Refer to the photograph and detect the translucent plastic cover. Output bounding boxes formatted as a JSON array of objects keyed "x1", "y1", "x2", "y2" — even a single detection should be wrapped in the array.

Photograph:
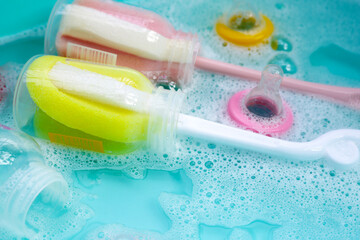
[
  {"x1": 45, "y1": 0, "x2": 200, "y2": 88},
  {"x1": 14, "y1": 55, "x2": 183, "y2": 154},
  {"x1": 0, "y1": 128, "x2": 68, "y2": 235}
]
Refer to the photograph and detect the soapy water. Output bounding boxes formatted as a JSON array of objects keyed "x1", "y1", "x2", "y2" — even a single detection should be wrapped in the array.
[
  {"x1": 0, "y1": 0, "x2": 360, "y2": 239},
  {"x1": 0, "y1": 73, "x2": 6, "y2": 103}
]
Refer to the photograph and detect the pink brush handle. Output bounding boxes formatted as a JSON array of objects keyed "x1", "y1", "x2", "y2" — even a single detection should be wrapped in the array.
[{"x1": 195, "y1": 57, "x2": 360, "y2": 109}]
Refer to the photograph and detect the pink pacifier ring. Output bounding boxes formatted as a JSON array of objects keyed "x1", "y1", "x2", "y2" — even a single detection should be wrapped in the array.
[{"x1": 227, "y1": 89, "x2": 293, "y2": 135}]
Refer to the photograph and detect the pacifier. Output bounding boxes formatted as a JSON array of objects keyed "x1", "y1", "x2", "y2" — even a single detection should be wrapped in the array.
[
  {"x1": 227, "y1": 64, "x2": 293, "y2": 135},
  {"x1": 215, "y1": 3, "x2": 274, "y2": 46}
]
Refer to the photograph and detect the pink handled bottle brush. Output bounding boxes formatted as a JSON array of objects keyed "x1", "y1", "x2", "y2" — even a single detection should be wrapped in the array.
[
  {"x1": 45, "y1": 0, "x2": 360, "y2": 108},
  {"x1": 196, "y1": 57, "x2": 360, "y2": 109}
]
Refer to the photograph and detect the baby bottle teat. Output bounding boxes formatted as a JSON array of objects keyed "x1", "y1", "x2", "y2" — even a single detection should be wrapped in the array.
[
  {"x1": 216, "y1": 2, "x2": 274, "y2": 46},
  {"x1": 245, "y1": 64, "x2": 283, "y2": 118},
  {"x1": 226, "y1": 3, "x2": 261, "y2": 31},
  {"x1": 227, "y1": 64, "x2": 293, "y2": 135}
]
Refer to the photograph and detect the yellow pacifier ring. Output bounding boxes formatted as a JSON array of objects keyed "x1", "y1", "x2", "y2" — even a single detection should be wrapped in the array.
[{"x1": 216, "y1": 14, "x2": 274, "y2": 46}]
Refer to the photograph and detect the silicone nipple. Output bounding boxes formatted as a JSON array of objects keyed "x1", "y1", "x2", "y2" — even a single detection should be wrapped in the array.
[
  {"x1": 216, "y1": 2, "x2": 274, "y2": 46},
  {"x1": 245, "y1": 64, "x2": 283, "y2": 118},
  {"x1": 227, "y1": 64, "x2": 293, "y2": 135},
  {"x1": 226, "y1": 3, "x2": 261, "y2": 31}
]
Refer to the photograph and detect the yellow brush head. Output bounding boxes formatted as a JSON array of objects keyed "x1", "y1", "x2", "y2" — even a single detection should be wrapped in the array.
[{"x1": 26, "y1": 55, "x2": 154, "y2": 143}]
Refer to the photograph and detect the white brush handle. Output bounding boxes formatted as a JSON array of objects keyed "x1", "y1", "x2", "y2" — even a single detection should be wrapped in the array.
[
  {"x1": 47, "y1": 62, "x2": 360, "y2": 166},
  {"x1": 49, "y1": 62, "x2": 152, "y2": 113},
  {"x1": 177, "y1": 114, "x2": 360, "y2": 166}
]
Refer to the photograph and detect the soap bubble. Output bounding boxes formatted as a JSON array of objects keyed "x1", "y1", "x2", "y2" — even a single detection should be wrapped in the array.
[
  {"x1": 271, "y1": 35, "x2": 293, "y2": 52},
  {"x1": 268, "y1": 54, "x2": 297, "y2": 74}
]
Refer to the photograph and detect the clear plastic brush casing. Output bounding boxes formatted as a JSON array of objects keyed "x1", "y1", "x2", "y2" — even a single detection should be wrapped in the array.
[
  {"x1": 45, "y1": 0, "x2": 200, "y2": 88},
  {"x1": 14, "y1": 55, "x2": 183, "y2": 154},
  {"x1": 0, "y1": 127, "x2": 68, "y2": 235}
]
